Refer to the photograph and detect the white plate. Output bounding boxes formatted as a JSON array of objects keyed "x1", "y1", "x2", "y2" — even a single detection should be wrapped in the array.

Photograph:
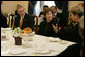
[
  {"x1": 48, "y1": 38, "x2": 61, "y2": 42},
  {"x1": 9, "y1": 48, "x2": 26, "y2": 55},
  {"x1": 34, "y1": 50, "x2": 51, "y2": 54},
  {"x1": 60, "y1": 40, "x2": 68, "y2": 44}
]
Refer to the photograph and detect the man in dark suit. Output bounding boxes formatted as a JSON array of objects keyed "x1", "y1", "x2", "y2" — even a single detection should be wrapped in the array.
[
  {"x1": 14, "y1": 6, "x2": 34, "y2": 30},
  {"x1": 54, "y1": 1, "x2": 69, "y2": 27},
  {"x1": 51, "y1": 6, "x2": 61, "y2": 19},
  {"x1": 51, "y1": 6, "x2": 64, "y2": 26},
  {"x1": 39, "y1": 5, "x2": 49, "y2": 18},
  {"x1": 1, "y1": 12, "x2": 8, "y2": 28},
  {"x1": 1, "y1": 1, "x2": 8, "y2": 28},
  {"x1": 15, "y1": 4, "x2": 21, "y2": 16}
]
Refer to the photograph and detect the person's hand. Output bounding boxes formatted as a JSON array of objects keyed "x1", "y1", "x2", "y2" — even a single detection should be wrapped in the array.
[
  {"x1": 52, "y1": 24, "x2": 61, "y2": 33},
  {"x1": 52, "y1": 24, "x2": 58, "y2": 33},
  {"x1": 59, "y1": 27, "x2": 61, "y2": 31}
]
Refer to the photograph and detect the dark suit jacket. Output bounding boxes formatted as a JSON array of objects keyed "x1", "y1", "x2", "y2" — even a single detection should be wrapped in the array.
[
  {"x1": 36, "y1": 19, "x2": 57, "y2": 37},
  {"x1": 57, "y1": 22, "x2": 82, "y2": 43},
  {"x1": 15, "y1": 10, "x2": 19, "y2": 16},
  {"x1": 52, "y1": 13, "x2": 67, "y2": 27},
  {"x1": 39, "y1": 11, "x2": 44, "y2": 17},
  {"x1": 14, "y1": 13, "x2": 34, "y2": 30},
  {"x1": 1, "y1": 13, "x2": 8, "y2": 28}
]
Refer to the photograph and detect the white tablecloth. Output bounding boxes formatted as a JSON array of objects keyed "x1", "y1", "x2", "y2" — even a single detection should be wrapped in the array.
[{"x1": 1, "y1": 28, "x2": 76, "y2": 56}]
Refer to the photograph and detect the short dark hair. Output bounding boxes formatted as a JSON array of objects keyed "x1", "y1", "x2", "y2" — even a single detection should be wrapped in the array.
[
  {"x1": 51, "y1": 6, "x2": 57, "y2": 10},
  {"x1": 17, "y1": 5, "x2": 24, "y2": 10},
  {"x1": 43, "y1": 5, "x2": 49, "y2": 10},
  {"x1": 44, "y1": 8, "x2": 52, "y2": 16}
]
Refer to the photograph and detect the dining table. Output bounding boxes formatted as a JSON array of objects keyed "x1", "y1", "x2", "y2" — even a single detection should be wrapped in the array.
[{"x1": 1, "y1": 28, "x2": 81, "y2": 56}]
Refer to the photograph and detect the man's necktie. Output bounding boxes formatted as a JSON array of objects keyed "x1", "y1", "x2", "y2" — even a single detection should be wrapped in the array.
[{"x1": 20, "y1": 18, "x2": 23, "y2": 28}]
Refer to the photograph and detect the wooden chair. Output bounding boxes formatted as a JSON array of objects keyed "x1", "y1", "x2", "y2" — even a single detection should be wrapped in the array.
[
  {"x1": 7, "y1": 13, "x2": 15, "y2": 29},
  {"x1": 31, "y1": 15, "x2": 39, "y2": 33}
]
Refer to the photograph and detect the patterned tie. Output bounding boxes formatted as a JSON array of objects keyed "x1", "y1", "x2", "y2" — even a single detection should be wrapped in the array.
[{"x1": 20, "y1": 18, "x2": 23, "y2": 28}]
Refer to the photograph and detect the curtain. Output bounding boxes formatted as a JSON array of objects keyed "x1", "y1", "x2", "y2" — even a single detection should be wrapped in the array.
[
  {"x1": 55, "y1": 1, "x2": 68, "y2": 27},
  {"x1": 55, "y1": 1, "x2": 65, "y2": 10},
  {"x1": 54, "y1": 1, "x2": 68, "y2": 15},
  {"x1": 28, "y1": 1, "x2": 37, "y2": 15},
  {"x1": 40, "y1": 1, "x2": 44, "y2": 11}
]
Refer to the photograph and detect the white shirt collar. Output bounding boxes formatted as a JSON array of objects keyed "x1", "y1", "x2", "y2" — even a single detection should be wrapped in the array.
[{"x1": 54, "y1": 12, "x2": 57, "y2": 16}]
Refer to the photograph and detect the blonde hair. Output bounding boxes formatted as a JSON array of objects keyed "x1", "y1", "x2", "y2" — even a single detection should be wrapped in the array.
[{"x1": 70, "y1": 6, "x2": 84, "y2": 18}]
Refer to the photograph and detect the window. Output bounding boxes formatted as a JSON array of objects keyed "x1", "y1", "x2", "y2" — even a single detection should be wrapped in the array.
[
  {"x1": 35, "y1": 1, "x2": 56, "y2": 16},
  {"x1": 35, "y1": 1, "x2": 41, "y2": 16},
  {"x1": 44, "y1": 1, "x2": 55, "y2": 7}
]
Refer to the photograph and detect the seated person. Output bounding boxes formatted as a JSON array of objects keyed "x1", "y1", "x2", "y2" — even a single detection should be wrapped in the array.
[
  {"x1": 1, "y1": 1, "x2": 8, "y2": 28},
  {"x1": 15, "y1": 4, "x2": 21, "y2": 16},
  {"x1": 14, "y1": 6, "x2": 34, "y2": 30},
  {"x1": 39, "y1": 5, "x2": 49, "y2": 19},
  {"x1": 51, "y1": 6, "x2": 61, "y2": 23},
  {"x1": 36, "y1": 9, "x2": 58, "y2": 37},
  {"x1": 1, "y1": 12, "x2": 8, "y2": 28},
  {"x1": 51, "y1": 6, "x2": 66, "y2": 27},
  {"x1": 51, "y1": 6, "x2": 58, "y2": 18},
  {"x1": 53, "y1": 6, "x2": 83, "y2": 43}
]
